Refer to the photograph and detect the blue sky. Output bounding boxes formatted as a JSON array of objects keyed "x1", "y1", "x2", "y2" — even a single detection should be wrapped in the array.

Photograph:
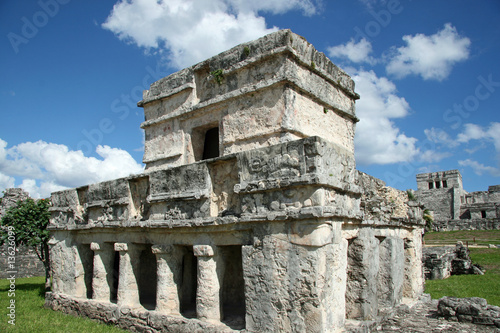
[{"x1": 1, "y1": 0, "x2": 499, "y2": 198}]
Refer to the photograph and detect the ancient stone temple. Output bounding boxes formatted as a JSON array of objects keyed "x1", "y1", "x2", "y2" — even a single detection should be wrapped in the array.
[
  {"x1": 45, "y1": 30, "x2": 425, "y2": 332},
  {"x1": 415, "y1": 170, "x2": 500, "y2": 231}
]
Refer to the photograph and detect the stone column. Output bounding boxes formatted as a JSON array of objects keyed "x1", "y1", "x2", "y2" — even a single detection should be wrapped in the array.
[
  {"x1": 345, "y1": 231, "x2": 380, "y2": 320},
  {"x1": 152, "y1": 244, "x2": 181, "y2": 314},
  {"x1": 115, "y1": 242, "x2": 141, "y2": 308},
  {"x1": 377, "y1": 237, "x2": 404, "y2": 309},
  {"x1": 90, "y1": 242, "x2": 114, "y2": 301},
  {"x1": 193, "y1": 245, "x2": 220, "y2": 322},
  {"x1": 48, "y1": 238, "x2": 61, "y2": 294},
  {"x1": 403, "y1": 230, "x2": 424, "y2": 299}
]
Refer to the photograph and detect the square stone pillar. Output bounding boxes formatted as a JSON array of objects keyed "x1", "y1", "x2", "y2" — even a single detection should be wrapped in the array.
[
  {"x1": 403, "y1": 230, "x2": 424, "y2": 299},
  {"x1": 48, "y1": 238, "x2": 62, "y2": 294},
  {"x1": 346, "y1": 232, "x2": 380, "y2": 320},
  {"x1": 152, "y1": 244, "x2": 182, "y2": 314},
  {"x1": 377, "y1": 237, "x2": 404, "y2": 309},
  {"x1": 115, "y1": 242, "x2": 142, "y2": 308},
  {"x1": 90, "y1": 242, "x2": 114, "y2": 301},
  {"x1": 193, "y1": 245, "x2": 220, "y2": 322}
]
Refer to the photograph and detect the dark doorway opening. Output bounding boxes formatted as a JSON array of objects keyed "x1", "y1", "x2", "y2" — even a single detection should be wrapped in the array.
[
  {"x1": 220, "y1": 245, "x2": 246, "y2": 329},
  {"x1": 110, "y1": 251, "x2": 120, "y2": 303},
  {"x1": 138, "y1": 245, "x2": 157, "y2": 310},
  {"x1": 179, "y1": 247, "x2": 197, "y2": 318},
  {"x1": 202, "y1": 127, "x2": 220, "y2": 160}
]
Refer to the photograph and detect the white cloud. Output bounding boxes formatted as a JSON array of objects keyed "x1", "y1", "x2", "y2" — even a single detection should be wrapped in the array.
[
  {"x1": 457, "y1": 123, "x2": 485, "y2": 143},
  {"x1": 19, "y1": 179, "x2": 68, "y2": 199},
  {"x1": 457, "y1": 122, "x2": 500, "y2": 154},
  {"x1": 424, "y1": 127, "x2": 459, "y2": 148},
  {"x1": 229, "y1": 0, "x2": 320, "y2": 16},
  {"x1": 353, "y1": 70, "x2": 420, "y2": 165},
  {"x1": 459, "y1": 159, "x2": 500, "y2": 177},
  {"x1": 102, "y1": 0, "x2": 321, "y2": 69},
  {"x1": 327, "y1": 38, "x2": 376, "y2": 64},
  {"x1": 418, "y1": 150, "x2": 452, "y2": 163},
  {"x1": 0, "y1": 172, "x2": 15, "y2": 193},
  {"x1": 386, "y1": 23, "x2": 471, "y2": 81},
  {"x1": 0, "y1": 139, "x2": 144, "y2": 199}
]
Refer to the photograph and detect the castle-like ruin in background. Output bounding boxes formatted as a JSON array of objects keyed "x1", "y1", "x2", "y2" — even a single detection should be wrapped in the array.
[
  {"x1": 45, "y1": 30, "x2": 425, "y2": 332},
  {"x1": 415, "y1": 170, "x2": 500, "y2": 231}
]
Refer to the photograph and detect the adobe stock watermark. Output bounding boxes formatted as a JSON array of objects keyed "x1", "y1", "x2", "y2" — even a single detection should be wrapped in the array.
[
  {"x1": 354, "y1": 0, "x2": 408, "y2": 41},
  {"x1": 443, "y1": 74, "x2": 500, "y2": 130},
  {"x1": 6, "y1": 226, "x2": 17, "y2": 326},
  {"x1": 7, "y1": 0, "x2": 71, "y2": 54},
  {"x1": 76, "y1": 63, "x2": 169, "y2": 155}
]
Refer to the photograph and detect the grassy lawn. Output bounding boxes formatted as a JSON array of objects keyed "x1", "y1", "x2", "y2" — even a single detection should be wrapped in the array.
[
  {"x1": 0, "y1": 276, "x2": 127, "y2": 333},
  {"x1": 425, "y1": 229, "x2": 500, "y2": 246},
  {"x1": 425, "y1": 230, "x2": 500, "y2": 306}
]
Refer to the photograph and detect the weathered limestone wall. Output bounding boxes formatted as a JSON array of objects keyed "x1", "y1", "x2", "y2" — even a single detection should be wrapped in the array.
[
  {"x1": 139, "y1": 29, "x2": 359, "y2": 171},
  {"x1": 46, "y1": 137, "x2": 424, "y2": 332}
]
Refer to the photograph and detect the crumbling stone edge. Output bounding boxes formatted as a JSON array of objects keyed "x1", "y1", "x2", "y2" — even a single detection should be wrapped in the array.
[
  {"x1": 44, "y1": 292, "x2": 238, "y2": 333},
  {"x1": 438, "y1": 296, "x2": 500, "y2": 328}
]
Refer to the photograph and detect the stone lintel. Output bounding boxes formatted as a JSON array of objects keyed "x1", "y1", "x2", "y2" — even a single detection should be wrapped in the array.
[
  {"x1": 193, "y1": 245, "x2": 215, "y2": 257},
  {"x1": 151, "y1": 244, "x2": 175, "y2": 254},
  {"x1": 90, "y1": 242, "x2": 110, "y2": 251},
  {"x1": 114, "y1": 243, "x2": 128, "y2": 252}
]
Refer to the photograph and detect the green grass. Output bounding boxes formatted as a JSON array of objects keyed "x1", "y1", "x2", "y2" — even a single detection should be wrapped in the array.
[
  {"x1": 425, "y1": 230, "x2": 500, "y2": 306},
  {"x1": 0, "y1": 276, "x2": 127, "y2": 332},
  {"x1": 425, "y1": 229, "x2": 500, "y2": 246}
]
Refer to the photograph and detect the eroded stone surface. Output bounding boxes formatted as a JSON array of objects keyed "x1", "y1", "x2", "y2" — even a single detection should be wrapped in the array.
[{"x1": 375, "y1": 297, "x2": 500, "y2": 332}]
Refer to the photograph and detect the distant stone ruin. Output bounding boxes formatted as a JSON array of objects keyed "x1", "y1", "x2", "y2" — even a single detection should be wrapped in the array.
[
  {"x1": 0, "y1": 188, "x2": 45, "y2": 279},
  {"x1": 422, "y1": 242, "x2": 483, "y2": 280},
  {"x1": 45, "y1": 30, "x2": 425, "y2": 332},
  {"x1": 415, "y1": 170, "x2": 500, "y2": 231}
]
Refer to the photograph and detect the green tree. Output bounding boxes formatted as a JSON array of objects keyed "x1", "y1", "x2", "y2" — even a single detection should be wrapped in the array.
[{"x1": 0, "y1": 198, "x2": 51, "y2": 291}]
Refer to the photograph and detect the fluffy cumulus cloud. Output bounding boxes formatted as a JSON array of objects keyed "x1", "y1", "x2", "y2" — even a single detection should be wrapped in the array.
[
  {"x1": 0, "y1": 172, "x2": 15, "y2": 191},
  {"x1": 102, "y1": 0, "x2": 321, "y2": 69},
  {"x1": 0, "y1": 139, "x2": 144, "y2": 198},
  {"x1": 386, "y1": 23, "x2": 471, "y2": 81},
  {"x1": 353, "y1": 70, "x2": 420, "y2": 164},
  {"x1": 327, "y1": 38, "x2": 376, "y2": 64}
]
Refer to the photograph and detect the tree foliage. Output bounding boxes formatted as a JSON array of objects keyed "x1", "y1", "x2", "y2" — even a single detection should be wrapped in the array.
[
  {"x1": 423, "y1": 208, "x2": 434, "y2": 231},
  {"x1": 0, "y1": 198, "x2": 52, "y2": 290}
]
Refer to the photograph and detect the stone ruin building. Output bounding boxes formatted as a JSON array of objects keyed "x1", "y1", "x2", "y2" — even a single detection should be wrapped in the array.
[
  {"x1": 415, "y1": 170, "x2": 500, "y2": 231},
  {"x1": 0, "y1": 188, "x2": 45, "y2": 279},
  {"x1": 45, "y1": 30, "x2": 425, "y2": 332}
]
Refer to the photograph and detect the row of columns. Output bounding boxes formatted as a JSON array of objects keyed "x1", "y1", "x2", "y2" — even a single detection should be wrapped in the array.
[
  {"x1": 345, "y1": 231, "x2": 423, "y2": 320},
  {"x1": 89, "y1": 242, "x2": 222, "y2": 322}
]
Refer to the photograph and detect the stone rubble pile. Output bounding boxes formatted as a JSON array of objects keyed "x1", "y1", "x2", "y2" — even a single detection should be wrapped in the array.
[
  {"x1": 423, "y1": 242, "x2": 484, "y2": 280},
  {"x1": 438, "y1": 296, "x2": 500, "y2": 328}
]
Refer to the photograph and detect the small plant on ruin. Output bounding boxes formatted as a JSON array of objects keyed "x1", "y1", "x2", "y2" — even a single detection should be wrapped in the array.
[
  {"x1": 0, "y1": 198, "x2": 52, "y2": 291},
  {"x1": 423, "y1": 209, "x2": 433, "y2": 231},
  {"x1": 210, "y1": 69, "x2": 224, "y2": 85},
  {"x1": 243, "y1": 46, "x2": 250, "y2": 57},
  {"x1": 407, "y1": 190, "x2": 416, "y2": 201},
  {"x1": 311, "y1": 61, "x2": 316, "y2": 70},
  {"x1": 324, "y1": 107, "x2": 329, "y2": 114}
]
